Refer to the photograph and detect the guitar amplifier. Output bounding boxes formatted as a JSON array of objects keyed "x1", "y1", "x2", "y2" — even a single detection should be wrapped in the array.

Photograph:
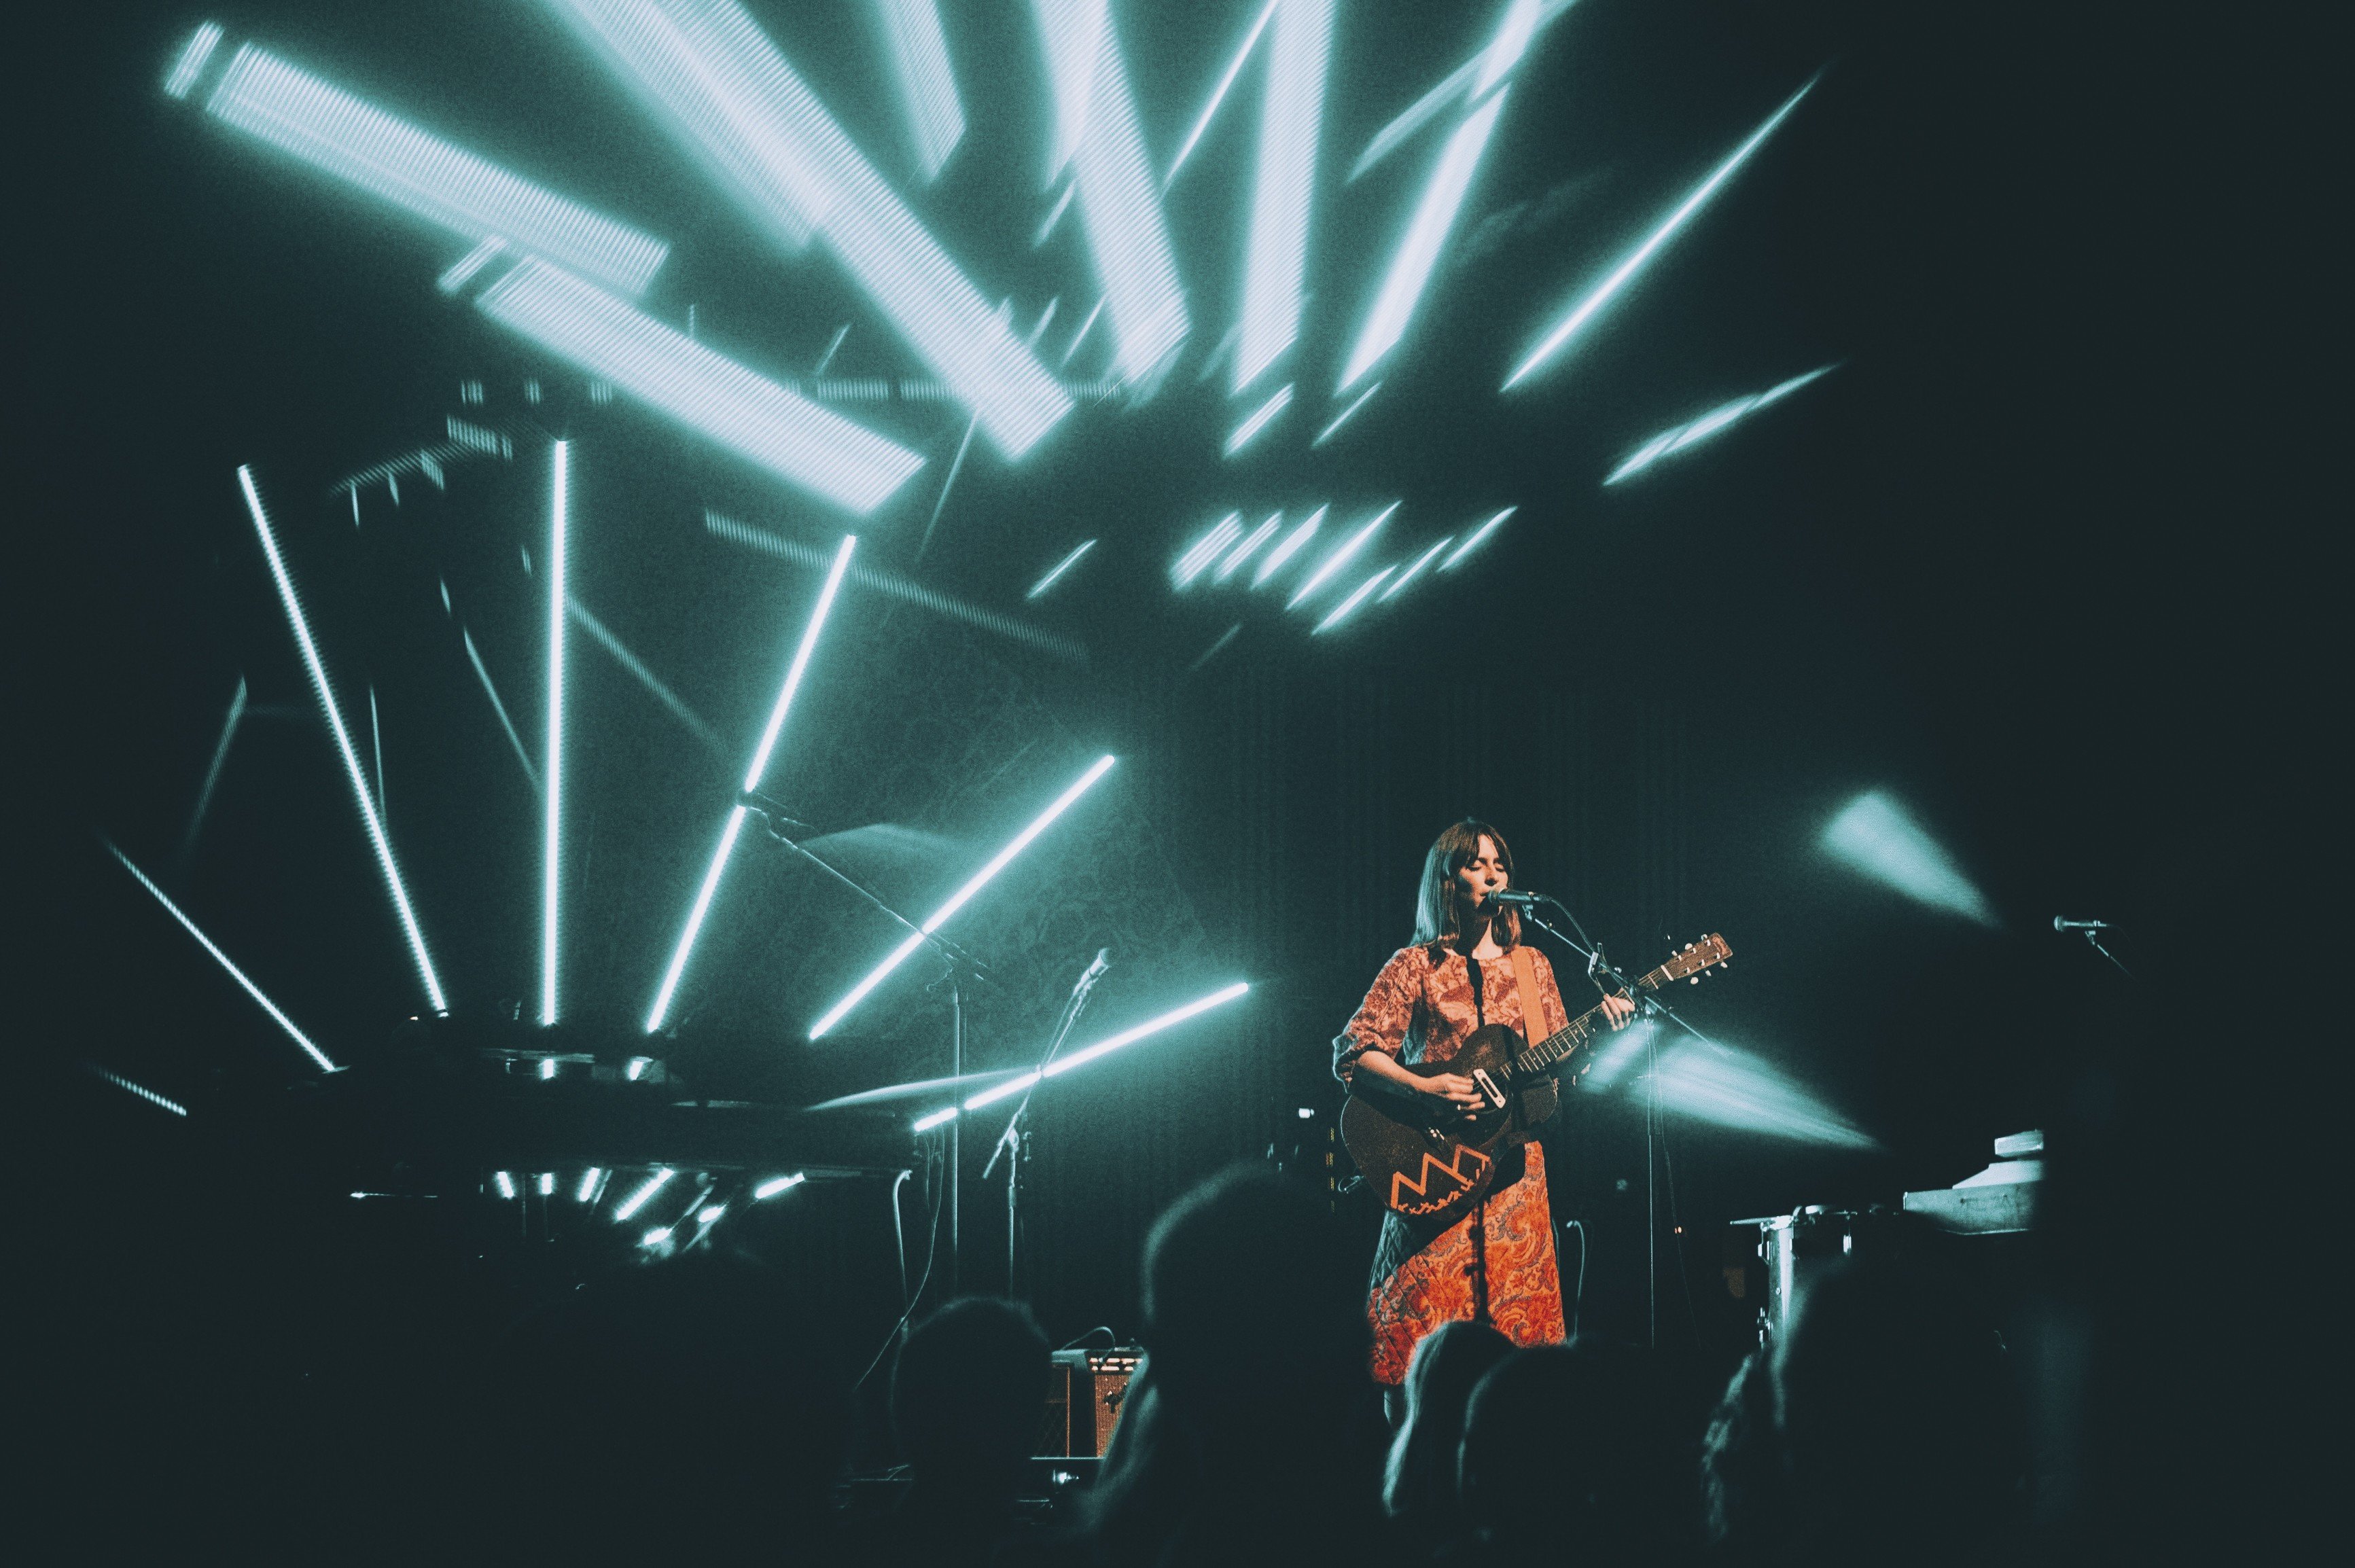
[{"x1": 1041, "y1": 1348, "x2": 1141, "y2": 1457}]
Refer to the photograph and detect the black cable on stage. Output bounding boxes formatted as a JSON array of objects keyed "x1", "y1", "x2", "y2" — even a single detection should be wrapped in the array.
[{"x1": 855, "y1": 1144, "x2": 948, "y2": 1391}]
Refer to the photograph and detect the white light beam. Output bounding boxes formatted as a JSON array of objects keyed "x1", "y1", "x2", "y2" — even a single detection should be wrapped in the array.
[
  {"x1": 1224, "y1": 384, "x2": 1293, "y2": 456},
  {"x1": 1254, "y1": 505, "x2": 1326, "y2": 586},
  {"x1": 237, "y1": 468, "x2": 445, "y2": 1014},
  {"x1": 541, "y1": 442, "x2": 569, "y2": 1026},
  {"x1": 1339, "y1": 90, "x2": 1507, "y2": 392},
  {"x1": 645, "y1": 535, "x2": 857, "y2": 1033},
  {"x1": 1289, "y1": 503, "x2": 1396, "y2": 606},
  {"x1": 809, "y1": 755, "x2": 1118, "y2": 1040},
  {"x1": 873, "y1": 0, "x2": 964, "y2": 182},
  {"x1": 1440, "y1": 507, "x2": 1515, "y2": 569},
  {"x1": 1604, "y1": 365, "x2": 1837, "y2": 484},
  {"x1": 1165, "y1": 0, "x2": 1279, "y2": 188},
  {"x1": 1027, "y1": 539, "x2": 1097, "y2": 600},
  {"x1": 1313, "y1": 567, "x2": 1396, "y2": 633},
  {"x1": 1503, "y1": 75, "x2": 1820, "y2": 391},
  {"x1": 1234, "y1": 0, "x2": 1332, "y2": 392},
  {"x1": 105, "y1": 838, "x2": 336, "y2": 1071}
]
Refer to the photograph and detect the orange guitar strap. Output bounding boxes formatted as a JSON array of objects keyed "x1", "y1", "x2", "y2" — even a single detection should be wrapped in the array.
[{"x1": 1507, "y1": 942, "x2": 1561, "y2": 1133}]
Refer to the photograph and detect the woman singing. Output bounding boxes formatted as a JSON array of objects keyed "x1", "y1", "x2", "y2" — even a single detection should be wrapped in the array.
[{"x1": 1334, "y1": 820, "x2": 1635, "y2": 1390}]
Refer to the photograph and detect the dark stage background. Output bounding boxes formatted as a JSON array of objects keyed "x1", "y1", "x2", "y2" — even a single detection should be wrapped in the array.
[{"x1": 15, "y1": 0, "x2": 2290, "y2": 1494}]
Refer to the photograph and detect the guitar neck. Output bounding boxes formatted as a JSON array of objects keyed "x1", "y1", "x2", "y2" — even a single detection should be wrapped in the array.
[{"x1": 1512, "y1": 961, "x2": 1672, "y2": 1076}]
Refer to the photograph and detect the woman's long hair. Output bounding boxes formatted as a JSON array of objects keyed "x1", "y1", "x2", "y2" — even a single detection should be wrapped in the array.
[{"x1": 1413, "y1": 819, "x2": 1522, "y2": 951}]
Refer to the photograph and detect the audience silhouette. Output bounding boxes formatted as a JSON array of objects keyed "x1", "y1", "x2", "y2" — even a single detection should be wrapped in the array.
[{"x1": 1381, "y1": 1319, "x2": 1513, "y2": 1554}]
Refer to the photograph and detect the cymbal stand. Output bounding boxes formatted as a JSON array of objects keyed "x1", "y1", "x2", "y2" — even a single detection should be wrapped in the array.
[{"x1": 982, "y1": 955, "x2": 1109, "y2": 1295}]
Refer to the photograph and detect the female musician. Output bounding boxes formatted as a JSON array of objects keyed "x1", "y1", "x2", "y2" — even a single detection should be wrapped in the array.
[{"x1": 1333, "y1": 819, "x2": 1635, "y2": 1390}]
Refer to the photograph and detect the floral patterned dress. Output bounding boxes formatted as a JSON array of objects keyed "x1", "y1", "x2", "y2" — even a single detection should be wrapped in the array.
[{"x1": 1334, "y1": 942, "x2": 1572, "y2": 1385}]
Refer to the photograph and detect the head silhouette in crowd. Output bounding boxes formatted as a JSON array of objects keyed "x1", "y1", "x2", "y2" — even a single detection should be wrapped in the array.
[
  {"x1": 489, "y1": 1249, "x2": 849, "y2": 1557},
  {"x1": 1458, "y1": 1340, "x2": 1688, "y2": 1562},
  {"x1": 1765, "y1": 1253, "x2": 2023, "y2": 1564},
  {"x1": 1382, "y1": 1319, "x2": 1514, "y2": 1548},
  {"x1": 890, "y1": 1296, "x2": 1051, "y2": 1517}
]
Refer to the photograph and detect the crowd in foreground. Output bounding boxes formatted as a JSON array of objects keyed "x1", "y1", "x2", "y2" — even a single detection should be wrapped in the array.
[{"x1": 470, "y1": 1164, "x2": 2036, "y2": 1566}]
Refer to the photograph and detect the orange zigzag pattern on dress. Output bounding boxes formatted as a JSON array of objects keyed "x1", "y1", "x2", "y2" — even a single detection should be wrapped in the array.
[{"x1": 1389, "y1": 1144, "x2": 1492, "y2": 1209}]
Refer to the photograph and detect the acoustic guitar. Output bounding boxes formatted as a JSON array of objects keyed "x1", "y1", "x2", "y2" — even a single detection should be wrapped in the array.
[{"x1": 1338, "y1": 936, "x2": 1732, "y2": 1222}]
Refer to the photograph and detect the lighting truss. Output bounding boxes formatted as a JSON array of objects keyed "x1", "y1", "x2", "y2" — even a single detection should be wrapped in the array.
[
  {"x1": 1026, "y1": 539, "x2": 1097, "y2": 600},
  {"x1": 1165, "y1": 0, "x2": 1278, "y2": 187},
  {"x1": 1216, "y1": 514, "x2": 1283, "y2": 582},
  {"x1": 645, "y1": 535, "x2": 857, "y2": 1034},
  {"x1": 1254, "y1": 506, "x2": 1326, "y2": 586},
  {"x1": 1503, "y1": 75, "x2": 1820, "y2": 391},
  {"x1": 475, "y1": 261, "x2": 923, "y2": 515},
  {"x1": 190, "y1": 38, "x2": 669, "y2": 296},
  {"x1": 1224, "y1": 384, "x2": 1294, "y2": 456},
  {"x1": 1235, "y1": 0, "x2": 1333, "y2": 394},
  {"x1": 1440, "y1": 507, "x2": 1515, "y2": 569},
  {"x1": 1380, "y1": 536, "x2": 1455, "y2": 600},
  {"x1": 1313, "y1": 567, "x2": 1396, "y2": 633},
  {"x1": 1604, "y1": 365, "x2": 1837, "y2": 484},
  {"x1": 1173, "y1": 514, "x2": 1245, "y2": 588},
  {"x1": 238, "y1": 468, "x2": 445, "y2": 1014},
  {"x1": 539, "y1": 0, "x2": 1070, "y2": 459},
  {"x1": 873, "y1": 0, "x2": 964, "y2": 182},
  {"x1": 1031, "y1": 0, "x2": 1190, "y2": 384},
  {"x1": 809, "y1": 754, "x2": 1118, "y2": 1040},
  {"x1": 1288, "y1": 503, "x2": 1396, "y2": 606},
  {"x1": 921, "y1": 982, "x2": 1251, "y2": 1128},
  {"x1": 541, "y1": 442, "x2": 568, "y2": 1026}
]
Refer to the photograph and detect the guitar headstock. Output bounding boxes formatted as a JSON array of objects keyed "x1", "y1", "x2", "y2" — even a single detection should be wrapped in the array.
[{"x1": 1660, "y1": 933, "x2": 1731, "y2": 985}]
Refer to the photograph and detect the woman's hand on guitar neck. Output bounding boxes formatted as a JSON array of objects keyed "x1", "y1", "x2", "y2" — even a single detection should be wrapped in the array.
[{"x1": 1599, "y1": 992, "x2": 1638, "y2": 1029}]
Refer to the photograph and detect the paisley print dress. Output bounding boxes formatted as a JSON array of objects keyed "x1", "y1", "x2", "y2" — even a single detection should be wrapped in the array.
[{"x1": 1334, "y1": 943, "x2": 1572, "y2": 1386}]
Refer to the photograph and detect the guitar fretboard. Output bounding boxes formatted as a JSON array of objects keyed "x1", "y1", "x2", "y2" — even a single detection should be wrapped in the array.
[{"x1": 1506, "y1": 961, "x2": 1674, "y2": 1080}]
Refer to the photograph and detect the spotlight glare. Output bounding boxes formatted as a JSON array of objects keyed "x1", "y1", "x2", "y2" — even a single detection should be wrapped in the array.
[
  {"x1": 1439, "y1": 507, "x2": 1515, "y2": 569},
  {"x1": 642, "y1": 1227, "x2": 673, "y2": 1247},
  {"x1": 1604, "y1": 365, "x2": 1837, "y2": 484},
  {"x1": 1345, "y1": 0, "x2": 1580, "y2": 183},
  {"x1": 476, "y1": 262, "x2": 922, "y2": 514},
  {"x1": 540, "y1": 442, "x2": 567, "y2": 1027},
  {"x1": 1339, "y1": 89, "x2": 1507, "y2": 392},
  {"x1": 104, "y1": 841, "x2": 336, "y2": 1071},
  {"x1": 1173, "y1": 514, "x2": 1245, "y2": 588},
  {"x1": 1312, "y1": 567, "x2": 1396, "y2": 634},
  {"x1": 1379, "y1": 536, "x2": 1454, "y2": 601},
  {"x1": 809, "y1": 755, "x2": 1118, "y2": 1040},
  {"x1": 873, "y1": 0, "x2": 965, "y2": 182},
  {"x1": 1033, "y1": 1, "x2": 1189, "y2": 383},
  {"x1": 1820, "y1": 791, "x2": 1997, "y2": 926},
  {"x1": 537, "y1": 1058, "x2": 556, "y2": 1080},
  {"x1": 539, "y1": 1172, "x2": 556, "y2": 1195},
  {"x1": 962, "y1": 1070, "x2": 1042, "y2": 1112},
  {"x1": 1165, "y1": 0, "x2": 1279, "y2": 187},
  {"x1": 541, "y1": 0, "x2": 1070, "y2": 458},
  {"x1": 913, "y1": 1107, "x2": 959, "y2": 1132},
  {"x1": 1504, "y1": 75, "x2": 1820, "y2": 391},
  {"x1": 1310, "y1": 380, "x2": 1381, "y2": 448},
  {"x1": 1253, "y1": 505, "x2": 1326, "y2": 586},
  {"x1": 697, "y1": 1205, "x2": 726, "y2": 1224},
  {"x1": 1224, "y1": 383, "x2": 1294, "y2": 456},
  {"x1": 495, "y1": 1171, "x2": 518, "y2": 1200},
  {"x1": 198, "y1": 42, "x2": 667, "y2": 295},
  {"x1": 646, "y1": 537, "x2": 857, "y2": 1034},
  {"x1": 1216, "y1": 514, "x2": 1283, "y2": 582},
  {"x1": 236, "y1": 469, "x2": 444, "y2": 1014},
  {"x1": 614, "y1": 1169, "x2": 676, "y2": 1222},
  {"x1": 753, "y1": 1172, "x2": 807, "y2": 1199},
  {"x1": 1235, "y1": 0, "x2": 1333, "y2": 393},
  {"x1": 1288, "y1": 503, "x2": 1396, "y2": 607},
  {"x1": 577, "y1": 1167, "x2": 604, "y2": 1202},
  {"x1": 1654, "y1": 1038, "x2": 1878, "y2": 1149},
  {"x1": 1027, "y1": 539, "x2": 1097, "y2": 600}
]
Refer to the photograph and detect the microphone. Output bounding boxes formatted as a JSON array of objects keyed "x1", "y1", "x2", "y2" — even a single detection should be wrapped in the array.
[
  {"x1": 1073, "y1": 948, "x2": 1112, "y2": 995},
  {"x1": 1485, "y1": 889, "x2": 1547, "y2": 908},
  {"x1": 2053, "y1": 916, "x2": 2110, "y2": 932},
  {"x1": 736, "y1": 789, "x2": 814, "y2": 830}
]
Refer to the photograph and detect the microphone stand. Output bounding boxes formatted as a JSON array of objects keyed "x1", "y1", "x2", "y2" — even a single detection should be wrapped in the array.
[
  {"x1": 982, "y1": 955, "x2": 1108, "y2": 1295},
  {"x1": 739, "y1": 811, "x2": 996, "y2": 1296},
  {"x1": 1513, "y1": 894, "x2": 1720, "y2": 1353}
]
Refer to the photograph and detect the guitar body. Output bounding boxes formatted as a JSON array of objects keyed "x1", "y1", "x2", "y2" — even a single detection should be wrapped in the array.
[
  {"x1": 1339, "y1": 1022, "x2": 1550, "y2": 1225},
  {"x1": 1336, "y1": 936, "x2": 1732, "y2": 1222}
]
